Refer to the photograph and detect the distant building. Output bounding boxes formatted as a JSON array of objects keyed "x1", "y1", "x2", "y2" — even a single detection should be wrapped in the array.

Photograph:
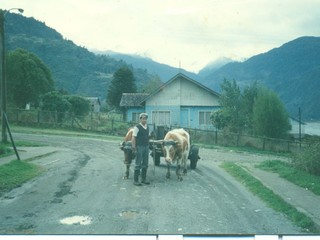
[
  {"x1": 120, "y1": 73, "x2": 221, "y2": 129},
  {"x1": 86, "y1": 97, "x2": 101, "y2": 112}
]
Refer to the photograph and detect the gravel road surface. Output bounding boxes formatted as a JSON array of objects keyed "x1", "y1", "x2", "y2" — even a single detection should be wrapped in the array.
[{"x1": 0, "y1": 133, "x2": 304, "y2": 234}]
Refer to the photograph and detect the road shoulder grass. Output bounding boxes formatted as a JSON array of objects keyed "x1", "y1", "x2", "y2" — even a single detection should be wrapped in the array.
[
  {"x1": 221, "y1": 162, "x2": 319, "y2": 233},
  {"x1": 0, "y1": 160, "x2": 44, "y2": 197},
  {"x1": 256, "y1": 160, "x2": 320, "y2": 196}
]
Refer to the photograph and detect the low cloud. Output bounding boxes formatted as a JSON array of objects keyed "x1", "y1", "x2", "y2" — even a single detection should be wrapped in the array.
[{"x1": 2, "y1": 0, "x2": 320, "y2": 72}]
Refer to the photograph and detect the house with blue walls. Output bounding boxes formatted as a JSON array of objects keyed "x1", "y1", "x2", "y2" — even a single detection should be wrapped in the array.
[{"x1": 120, "y1": 73, "x2": 221, "y2": 129}]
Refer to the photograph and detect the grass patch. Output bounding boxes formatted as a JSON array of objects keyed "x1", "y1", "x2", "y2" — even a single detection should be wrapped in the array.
[
  {"x1": 196, "y1": 143, "x2": 292, "y2": 158},
  {"x1": 14, "y1": 140, "x2": 47, "y2": 147},
  {"x1": 0, "y1": 160, "x2": 44, "y2": 196},
  {"x1": 11, "y1": 125, "x2": 123, "y2": 141},
  {"x1": 221, "y1": 162, "x2": 319, "y2": 233},
  {"x1": 257, "y1": 160, "x2": 320, "y2": 195},
  {"x1": 0, "y1": 140, "x2": 47, "y2": 158},
  {"x1": 0, "y1": 143, "x2": 13, "y2": 157}
]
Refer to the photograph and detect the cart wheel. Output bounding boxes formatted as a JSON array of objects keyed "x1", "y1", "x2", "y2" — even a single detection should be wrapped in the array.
[
  {"x1": 190, "y1": 157, "x2": 198, "y2": 169},
  {"x1": 190, "y1": 147, "x2": 199, "y2": 169}
]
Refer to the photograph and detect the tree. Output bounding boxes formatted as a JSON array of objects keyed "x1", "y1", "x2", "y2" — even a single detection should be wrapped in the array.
[
  {"x1": 40, "y1": 92, "x2": 91, "y2": 117},
  {"x1": 252, "y1": 87, "x2": 291, "y2": 138},
  {"x1": 241, "y1": 81, "x2": 259, "y2": 133},
  {"x1": 40, "y1": 91, "x2": 71, "y2": 113},
  {"x1": 210, "y1": 109, "x2": 230, "y2": 130},
  {"x1": 7, "y1": 49, "x2": 54, "y2": 108},
  {"x1": 40, "y1": 91, "x2": 71, "y2": 123},
  {"x1": 107, "y1": 66, "x2": 137, "y2": 109},
  {"x1": 211, "y1": 79, "x2": 291, "y2": 139},
  {"x1": 211, "y1": 79, "x2": 245, "y2": 133},
  {"x1": 65, "y1": 95, "x2": 90, "y2": 117},
  {"x1": 142, "y1": 75, "x2": 163, "y2": 93}
]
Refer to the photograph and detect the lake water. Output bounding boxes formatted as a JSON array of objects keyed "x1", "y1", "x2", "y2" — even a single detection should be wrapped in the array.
[{"x1": 305, "y1": 122, "x2": 320, "y2": 136}]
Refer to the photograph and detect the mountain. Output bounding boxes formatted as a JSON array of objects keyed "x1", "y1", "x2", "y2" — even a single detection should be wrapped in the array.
[
  {"x1": 5, "y1": 13, "x2": 320, "y2": 120},
  {"x1": 198, "y1": 57, "x2": 234, "y2": 78},
  {"x1": 202, "y1": 36, "x2": 320, "y2": 120},
  {"x1": 95, "y1": 51, "x2": 200, "y2": 81},
  {"x1": 5, "y1": 13, "x2": 199, "y2": 102},
  {"x1": 5, "y1": 13, "x2": 157, "y2": 100}
]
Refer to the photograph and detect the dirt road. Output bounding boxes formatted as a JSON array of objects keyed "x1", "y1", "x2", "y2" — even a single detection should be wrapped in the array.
[{"x1": 0, "y1": 133, "x2": 304, "y2": 234}]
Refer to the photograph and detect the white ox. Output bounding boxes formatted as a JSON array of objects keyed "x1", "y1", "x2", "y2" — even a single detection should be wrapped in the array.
[{"x1": 162, "y1": 128, "x2": 190, "y2": 181}]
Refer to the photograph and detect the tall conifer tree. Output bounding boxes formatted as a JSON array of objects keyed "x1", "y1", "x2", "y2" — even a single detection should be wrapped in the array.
[{"x1": 107, "y1": 66, "x2": 137, "y2": 109}]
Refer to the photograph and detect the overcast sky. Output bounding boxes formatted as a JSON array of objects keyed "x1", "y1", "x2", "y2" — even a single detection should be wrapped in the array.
[{"x1": 2, "y1": 0, "x2": 320, "y2": 73}]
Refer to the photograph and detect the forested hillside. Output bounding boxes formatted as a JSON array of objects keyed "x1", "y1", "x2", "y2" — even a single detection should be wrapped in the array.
[
  {"x1": 103, "y1": 51, "x2": 199, "y2": 81},
  {"x1": 202, "y1": 37, "x2": 320, "y2": 120},
  {"x1": 5, "y1": 13, "x2": 156, "y2": 99}
]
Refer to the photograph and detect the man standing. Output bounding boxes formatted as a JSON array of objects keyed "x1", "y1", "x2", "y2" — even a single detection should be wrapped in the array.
[{"x1": 132, "y1": 113, "x2": 150, "y2": 186}]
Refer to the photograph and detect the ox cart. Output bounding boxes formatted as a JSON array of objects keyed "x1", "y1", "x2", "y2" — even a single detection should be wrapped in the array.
[{"x1": 149, "y1": 126, "x2": 200, "y2": 169}]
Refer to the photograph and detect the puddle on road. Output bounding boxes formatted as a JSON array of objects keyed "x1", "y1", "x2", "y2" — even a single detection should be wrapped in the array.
[
  {"x1": 119, "y1": 209, "x2": 148, "y2": 219},
  {"x1": 119, "y1": 210, "x2": 139, "y2": 219},
  {"x1": 60, "y1": 216, "x2": 92, "y2": 225}
]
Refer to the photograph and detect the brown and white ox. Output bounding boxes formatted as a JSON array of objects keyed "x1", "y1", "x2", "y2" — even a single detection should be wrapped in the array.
[
  {"x1": 162, "y1": 128, "x2": 190, "y2": 181},
  {"x1": 120, "y1": 128, "x2": 136, "y2": 179}
]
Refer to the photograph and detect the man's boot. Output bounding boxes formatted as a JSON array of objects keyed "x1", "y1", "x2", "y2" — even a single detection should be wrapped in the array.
[
  {"x1": 141, "y1": 168, "x2": 150, "y2": 185},
  {"x1": 133, "y1": 170, "x2": 142, "y2": 186}
]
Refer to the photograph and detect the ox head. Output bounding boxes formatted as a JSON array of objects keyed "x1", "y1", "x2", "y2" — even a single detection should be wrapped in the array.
[
  {"x1": 162, "y1": 140, "x2": 178, "y2": 164},
  {"x1": 120, "y1": 141, "x2": 136, "y2": 165}
]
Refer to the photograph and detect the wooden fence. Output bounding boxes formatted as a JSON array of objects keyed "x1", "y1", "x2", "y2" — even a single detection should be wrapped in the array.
[{"x1": 5, "y1": 108, "x2": 314, "y2": 153}]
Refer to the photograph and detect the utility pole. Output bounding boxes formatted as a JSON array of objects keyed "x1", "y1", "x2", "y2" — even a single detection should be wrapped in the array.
[
  {"x1": 0, "y1": 8, "x2": 24, "y2": 143},
  {"x1": 0, "y1": 9, "x2": 7, "y2": 142},
  {"x1": 299, "y1": 107, "x2": 301, "y2": 148}
]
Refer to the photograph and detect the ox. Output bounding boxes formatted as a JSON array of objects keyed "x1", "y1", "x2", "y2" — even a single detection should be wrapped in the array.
[
  {"x1": 162, "y1": 128, "x2": 190, "y2": 181},
  {"x1": 120, "y1": 128, "x2": 136, "y2": 179}
]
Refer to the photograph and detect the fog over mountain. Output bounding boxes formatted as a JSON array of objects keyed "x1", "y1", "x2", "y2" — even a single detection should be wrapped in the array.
[
  {"x1": 95, "y1": 51, "x2": 199, "y2": 81},
  {"x1": 198, "y1": 57, "x2": 235, "y2": 78}
]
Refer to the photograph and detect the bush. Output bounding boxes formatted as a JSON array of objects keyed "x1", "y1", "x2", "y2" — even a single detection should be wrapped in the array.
[
  {"x1": 292, "y1": 142, "x2": 320, "y2": 176},
  {"x1": 0, "y1": 143, "x2": 12, "y2": 157}
]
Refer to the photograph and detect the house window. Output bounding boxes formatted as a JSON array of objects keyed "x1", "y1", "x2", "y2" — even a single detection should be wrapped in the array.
[
  {"x1": 152, "y1": 111, "x2": 170, "y2": 126},
  {"x1": 199, "y1": 111, "x2": 211, "y2": 125},
  {"x1": 132, "y1": 112, "x2": 141, "y2": 123}
]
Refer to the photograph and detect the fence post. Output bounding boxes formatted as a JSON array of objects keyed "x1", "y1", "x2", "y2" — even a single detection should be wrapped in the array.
[
  {"x1": 90, "y1": 111, "x2": 93, "y2": 131},
  {"x1": 54, "y1": 111, "x2": 57, "y2": 126},
  {"x1": 215, "y1": 130, "x2": 218, "y2": 144},
  {"x1": 236, "y1": 133, "x2": 240, "y2": 147},
  {"x1": 16, "y1": 109, "x2": 19, "y2": 123},
  {"x1": 71, "y1": 113, "x2": 73, "y2": 128},
  {"x1": 37, "y1": 110, "x2": 40, "y2": 124}
]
